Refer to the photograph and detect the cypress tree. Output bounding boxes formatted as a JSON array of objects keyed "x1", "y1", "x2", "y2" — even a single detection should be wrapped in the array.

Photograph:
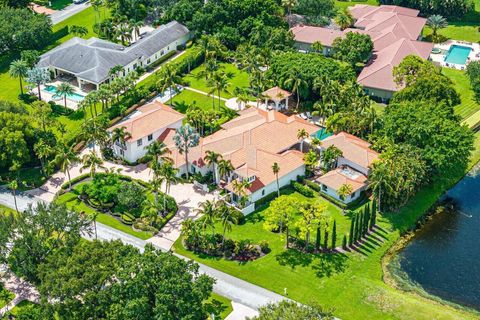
[
  {"x1": 354, "y1": 212, "x2": 361, "y2": 242},
  {"x1": 342, "y1": 235, "x2": 347, "y2": 250},
  {"x1": 315, "y1": 227, "x2": 321, "y2": 252},
  {"x1": 364, "y1": 210, "x2": 370, "y2": 235},
  {"x1": 371, "y1": 200, "x2": 377, "y2": 229},
  {"x1": 356, "y1": 210, "x2": 363, "y2": 241},
  {"x1": 323, "y1": 228, "x2": 329, "y2": 250},
  {"x1": 331, "y1": 220, "x2": 337, "y2": 250},
  {"x1": 349, "y1": 215, "x2": 355, "y2": 246}
]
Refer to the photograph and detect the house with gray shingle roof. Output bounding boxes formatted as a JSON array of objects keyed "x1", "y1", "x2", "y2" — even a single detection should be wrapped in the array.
[{"x1": 37, "y1": 21, "x2": 191, "y2": 90}]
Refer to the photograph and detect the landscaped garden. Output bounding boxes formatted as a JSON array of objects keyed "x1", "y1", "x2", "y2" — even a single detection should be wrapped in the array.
[
  {"x1": 56, "y1": 173, "x2": 177, "y2": 240},
  {"x1": 174, "y1": 156, "x2": 480, "y2": 320}
]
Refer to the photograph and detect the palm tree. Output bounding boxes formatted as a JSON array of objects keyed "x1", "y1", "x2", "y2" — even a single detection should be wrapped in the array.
[
  {"x1": 80, "y1": 151, "x2": 105, "y2": 177},
  {"x1": 26, "y1": 67, "x2": 50, "y2": 100},
  {"x1": 204, "y1": 150, "x2": 222, "y2": 184},
  {"x1": 9, "y1": 59, "x2": 29, "y2": 95},
  {"x1": 157, "y1": 64, "x2": 182, "y2": 105},
  {"x1": 297, "y1": 128, "x2": 309, "y2": 152},
  {"x1": 34, "y1": 139, "x2": 52, "y2": 177},
  {"x1": 8, "y1": 180, "x2": 19, "y2": 213},
  {"x1": 208, "y1": 71, "x2": 231, "y2": 110},
  {"x1": 369, "y1": 161, "x2": 394, "y2": 213},
  {"x1": 109, "y1": 65, "x2": 124, "y2": 78},
  {"x1": 91, "y1": 212, "x2": 99, "y2": 239},
  {"x1": 111, "y1": 126, "x2": 132, "y2": 150},
  {"x1": 322, "y1": 145, "x2": 343, "y2": 171},
  {"x1": 283, "y1": 67, "x2": 307, "y2": 109},
  {"x1": 281, "y1": 0, "x2": 298, "y2": 15},
  {"x1": 117, "y1": 23, "x2": 133, "y2": 45},
  {"x1": 146, "y1": 141, "x2": 172, "y2": 169},
  {"x1": 272, "y1": 162, "x2": 281, "y2": 197},
  {"x1": 156, "y1": 161, "x2": 179, "y2": 215},
  {"x1": 338, "y1": 184, "x2": 353, "y2": 208},
  {"x1": 56, "y1": 82, "x2": 75, "y2": 109},
  {"x1": 96, "y1": 85, "x2": 111, "y2": 112},
  {"x1": 335, "y1": 9, "x2": 354, "y2": 30},
  {"x1": 311, "y1": 137, "x2": 322, "y2": 155},
  {"x1": 196, "y1": 200, "x2": 218, "y2": 235},
  {"x1": 70, "y1": 25, "x2": 88, "y2": 38},
  {"x1": 231, "y1": 179, "x2": 251, "y2": 208},
  {"x1": 218, "y1": 203, "x2": 238, "y2": 249},
  {"x1": 173, "y1": 125, "x2": 200, "y2": 179},
  {"x1": 130, "y1": 19, "x2": 143, "y2": 41},
  {"x1": 54, "y1": 143, "x2": 79, "y2": 189},
  {"x1": 217, "y1": 159, "x2": 234, "y2": 182},
  {"x1": 181, "y1": 218, "x2": 202, "y2": 249},
  {"x1": 82, "y1": 117, "x2": 108, "y2": 152},
  {"x1": 427, "y1": 15, "x2": 448, "y2": 42}
]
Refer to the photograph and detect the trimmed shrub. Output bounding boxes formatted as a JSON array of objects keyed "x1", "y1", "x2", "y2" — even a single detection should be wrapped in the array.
[
  {"x1": 230, "y1": 209, "x2": 246, "y2": 225},
  {"x1": 259, "y1": 240, "x2": 270, "y2": 254},
  {"x1": 292, "y1": 181, "x2": 314, "y2": 197},
  {"x1": 121, "y1": 212, "x2": 135, "y2": 225},
  {"x1": 305, "y1": 179, "x2": 320, "y2": 192}
]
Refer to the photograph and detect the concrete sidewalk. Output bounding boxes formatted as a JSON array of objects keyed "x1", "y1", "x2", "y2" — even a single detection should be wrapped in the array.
[{"x1": 50, "y1": 2, "x2": 91, "y2": 25}]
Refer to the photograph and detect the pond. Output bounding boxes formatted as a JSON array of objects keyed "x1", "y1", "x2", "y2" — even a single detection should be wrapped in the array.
[{"x1": 397, "y1": 165, "x2": 480, "y2": 310}]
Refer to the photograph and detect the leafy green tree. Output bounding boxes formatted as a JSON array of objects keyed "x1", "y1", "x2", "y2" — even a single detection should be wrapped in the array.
[
  {"x1": 342, "y1": 234, "x2": 347, "y2": 250},
  {"x1": 146, "y1": 141, "x2": 171, "y2": 168},
  {"x1": 393, "y1": 55, "x2": 439, "y2": 88},
  {"x1": 9, "y1": 59, "x2": 29, "y2": 95},
  {"x1": 20, "y1": 50, "x2": 40, "y2": 68},
  {"x1": 296, "y1": 202, "x2": 327, "y2": 250},
  {"x1": 34, "y1": 139, "x2": 53, "y2": 177},
  {"x1": 7, "y1": 202, "x2": 91, "y2": 283},
  {"x1": 311, "y1": 41, "x2": 324, "y2": 53},
  {"x1": 426, "y1": 14, "x2": 448, "y2": 42},
  {"x1": 173, "y1": 124, "x2": 200, "y2": 179},
  {"x1": 82, "y1": 117, "x2": 109, "y2": 152},
  {"x1": 117, "y1": 181, "x2": 146, "y2": 214},
  {"x1": 380, "y1": 101, "x2": 474, "y2": 176},
  {"x1": 0, "y1": 112, "x2": 35, "y2": 171},
  {"x1": 282, "y1": 0, "x2": 298, "y2": 15},
  {"x1": 321, "y1": 145, "x2": 343, "y2": 171},
  {"x1": 315, "y1": 226, "x2": 321, "y2": 252},
  {"x1": 251, "y1": 300, "x2": 333, "y2": 319},
  {"x1": 332, "y1": 32, "x2": 373, "y2": 66},
  {"x1": 0, "y1": 8, "x2": 52, "y2": 55},
  {"x1": 263, "y1": 195, "x2": 299, "y2": 248},
  {"x1": 323, "y1": 222, "x2": 329, "y2": 250}
]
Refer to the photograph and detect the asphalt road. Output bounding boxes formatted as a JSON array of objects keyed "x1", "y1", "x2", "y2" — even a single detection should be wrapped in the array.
[{"x1": 50, "y1": 1, "x2": 91, "y2": 25}]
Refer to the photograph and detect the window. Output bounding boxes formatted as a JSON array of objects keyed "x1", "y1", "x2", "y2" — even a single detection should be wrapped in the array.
[
  {"x1": 161, "y1": 50, "x2": 164, "y2": 55},
  {"x1": 322, "y1": 184, "x2": 327, "y2": 191},
  {"x1": 247, "y1": 175, "x2": 256, "y2": 183},
  {"x1": 137, "y1": 139, "x2": 143, "y2": 147},
  {"x1": 148, "y1": 134, "x2": 153, "y2": 141},
  {"x1": 120, "y1": 149, "x2": 124, "y2": 156},
  {"x1": 351, "y1": 192, "x2": 356, "y2": 199},
  {"x1": 262, "y1": 189, "x2": 265, "y2": 196}
]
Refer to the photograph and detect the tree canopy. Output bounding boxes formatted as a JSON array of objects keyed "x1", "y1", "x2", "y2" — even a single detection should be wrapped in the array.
[
  {"x1": 332, "y1": 32, "x2": 373, "y2": 66},
  {"x1": 0, "y1": 7, "x2": 52, "y2": 54},
  {"x1": 379, "y1": 0, "x2": 473, "y2": 19}
]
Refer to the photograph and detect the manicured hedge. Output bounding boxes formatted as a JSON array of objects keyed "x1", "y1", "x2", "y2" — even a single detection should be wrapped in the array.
[
  {"x1": 121, "y1": 212, "x2": 135, "y2": 225},
  {"x1": 292, "y1": 181, "x2": 314, "y2": 198},
  {"x1": 305, "y1": 179, "x2": 321, "y2": 192},
  {"x1": 61, "y1": 173, "x2": 90, "y2": 190}
]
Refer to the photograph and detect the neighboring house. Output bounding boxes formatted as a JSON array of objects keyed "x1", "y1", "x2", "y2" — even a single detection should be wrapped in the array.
[
  {"x1": 290, "y1": 5, "x2": 433, "y2": 101},
  {"x1": 167, "y1": 108, "x2": 320, "y2": 214},
  {"x1": 37, "y1": 21, "x2": 191, "y2": 90},
  {"x1": 108, "y1": 101, "x2": 184, "y2": 163},
  {"x1": 315, "y1": 132, "x2": 379, "y2": 204}
]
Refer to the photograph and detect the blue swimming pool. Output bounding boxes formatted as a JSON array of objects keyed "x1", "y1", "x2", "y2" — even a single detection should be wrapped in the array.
[
  {"x1": 312, "y1": 128, "x2": 333, "y2": 140},
  {"x1": 444, "y1": 45, "x2": 472, "y2": 65},
  {"x1": 44, "y1": 85, "x2": 85, "y2": 102}
]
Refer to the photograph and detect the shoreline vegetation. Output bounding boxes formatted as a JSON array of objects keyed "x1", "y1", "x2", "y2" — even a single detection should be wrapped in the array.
[{"x1": 381, "y1": 141, "x2": 480, "y2": 316}]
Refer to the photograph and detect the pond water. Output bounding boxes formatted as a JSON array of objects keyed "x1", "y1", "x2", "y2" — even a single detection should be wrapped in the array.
[{"x1": 398, "y1": 165, "x2": 480, "y2": 310}]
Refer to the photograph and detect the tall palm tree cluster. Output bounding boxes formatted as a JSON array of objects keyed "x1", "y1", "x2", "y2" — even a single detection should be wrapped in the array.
[
  {"x1": 312, "y1": 77, "x2": 378, "y2": 138},
  {"x1": 93, "y1": 7, "x2": 144, "y2": 46},
  {"x1": 235, "y1": 44, "x2": 273, "y2": 105},
  {"x1": 182, "y1": 199, "x2": 239, "y2": 252},
  {"x1": 79, "y1": 70, "x2": 138, "y2": 121},
  {"x1": 185, "y1": 105, "x2": 222, "y2": 137},
  {"x1": 204, "y1": 150, "x2": 235, "y2": 185}
]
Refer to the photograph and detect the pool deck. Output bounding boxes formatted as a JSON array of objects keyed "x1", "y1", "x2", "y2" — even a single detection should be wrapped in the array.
[
  {"x1": 33, "y1": 80, "x2": 87, "y2": 110},
  {"x1": 430, "y1": 40, "x2": 480, "y2": 70}
]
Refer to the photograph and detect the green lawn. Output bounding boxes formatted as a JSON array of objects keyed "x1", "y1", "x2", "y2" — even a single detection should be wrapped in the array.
[
  {"x1": 442, "y1": 68, "x2": 479, "y2": 120},
  {"x1": 205, "y1": 293, "x2": 233, "y2": 319},
  {"x1": 170, "y1": 89, "x2": 228, "y2": 113},
  {"x1": 335, "y1": 0, "x2": 377, "y2": 10},
  {"x1": 174, "y1": 140, "x2": 480, "y2": 320},
  {"x1": 183, "y1": 63, "x2": 250, "y2": 99}
]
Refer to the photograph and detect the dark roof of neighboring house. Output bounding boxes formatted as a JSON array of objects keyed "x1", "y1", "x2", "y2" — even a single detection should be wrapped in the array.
[{"x1": 37, "y1": 21, "x2": 189, "y2": 84}]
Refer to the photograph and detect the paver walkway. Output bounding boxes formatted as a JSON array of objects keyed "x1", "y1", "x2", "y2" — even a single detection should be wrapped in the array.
[{"x1": 0, "y1": 267, "x2": 40, "y2": 317}]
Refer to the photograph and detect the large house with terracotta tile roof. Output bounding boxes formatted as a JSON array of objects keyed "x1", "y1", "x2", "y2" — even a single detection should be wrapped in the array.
[
  {"x1": 291, "y1": 5, "x2": 433, "y2": 101},
  {"x1": 166, "y1": 107, "x2": 320, "y2": 213},
  {"x1": 108, "y1": 101, "x2": 184, "y2": 163},
  {"x1": 315, "y1": 132, "x2": 379, "y2": 204}
]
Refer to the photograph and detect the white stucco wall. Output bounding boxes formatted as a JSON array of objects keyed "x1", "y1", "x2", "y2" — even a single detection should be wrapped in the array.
[
  {"x1": 320, "y1": 184, "x2": 366, "y2": 204},
  {"x1": 249, "y1": 165, "x2": 306, "y2": 203},
  {"x1": 112, "y1": 119, "x2": 183, "y2": 163}
]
